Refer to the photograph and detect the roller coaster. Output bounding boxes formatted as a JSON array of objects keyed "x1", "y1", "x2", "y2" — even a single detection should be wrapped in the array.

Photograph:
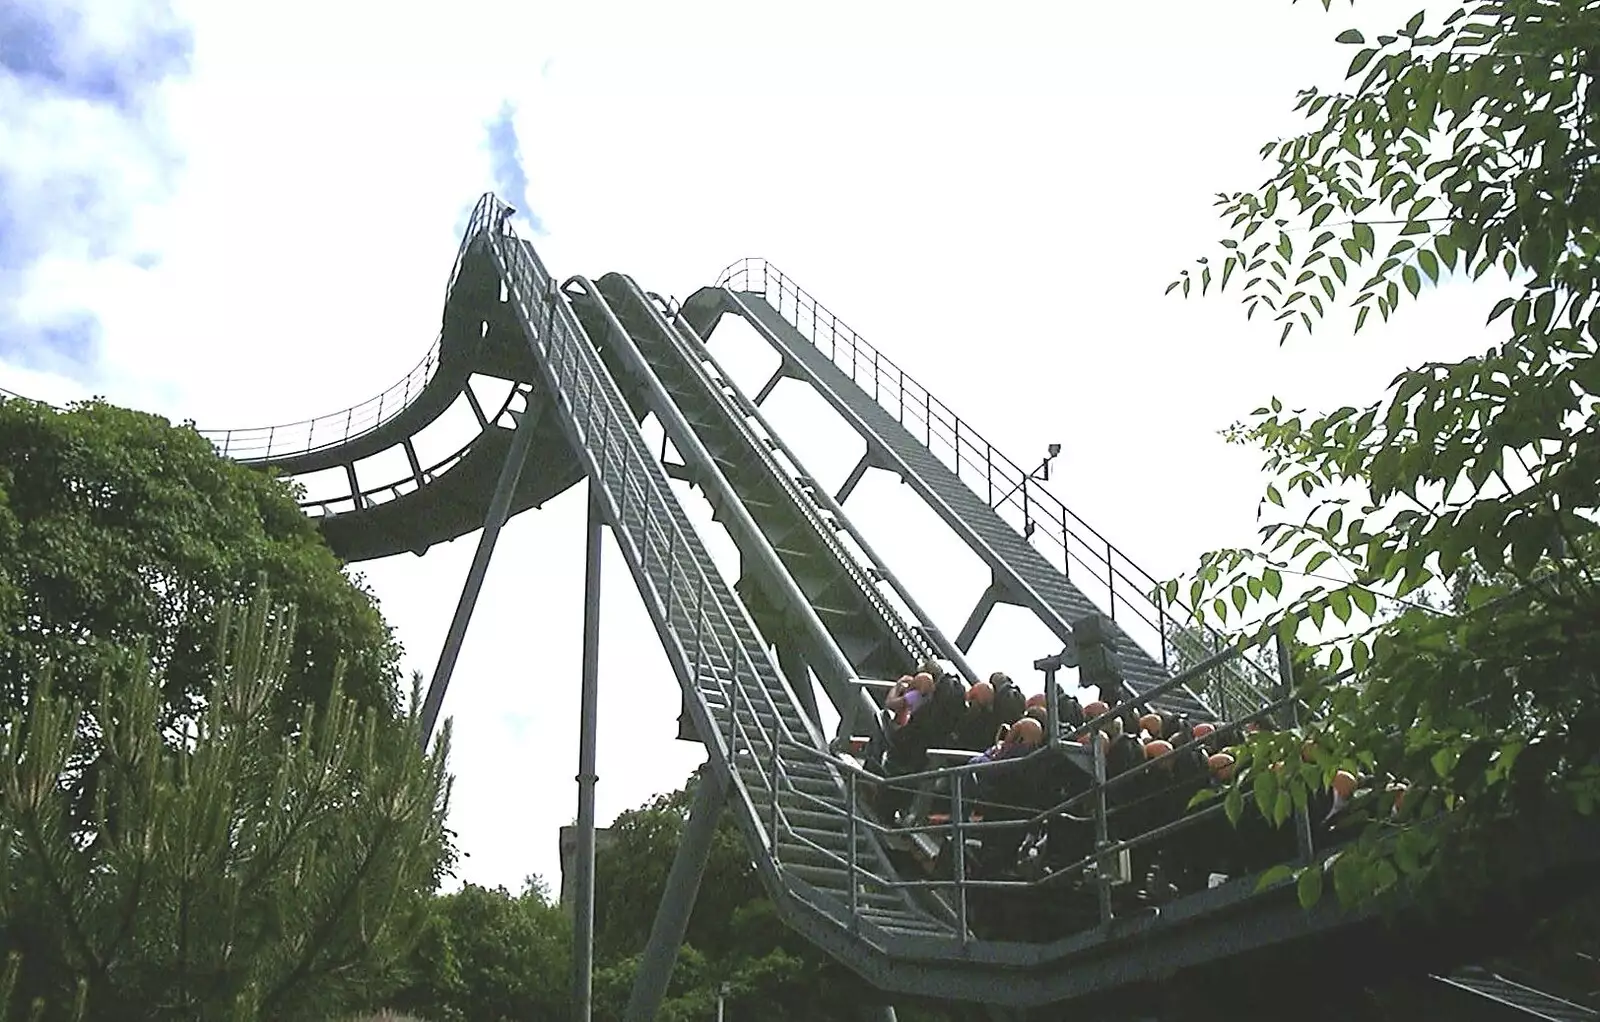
[{"x1": 8, "y1": 194, "x2": 1600, "y2": 1022}]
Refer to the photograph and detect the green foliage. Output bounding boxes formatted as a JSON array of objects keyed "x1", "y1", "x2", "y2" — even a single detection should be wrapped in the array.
[
  {"x1": 0, "y1": 587, "x2": 453, "y2": 1021},
  {"x1": 0, "y1": 396, "x2": 401, "y2": 723},
  {"x1": 593, "y1": 773, "x2": 764, "y2": 964},
  {"x1": 386, "y1": 880, "x2": 570, "y2": 1022},
  {"x1": 586, "y1": 769, "x2": 956, "y2": 1022},
  {"x1": 1163, "y1": 0, "x2": 1600, "y2": 913}
]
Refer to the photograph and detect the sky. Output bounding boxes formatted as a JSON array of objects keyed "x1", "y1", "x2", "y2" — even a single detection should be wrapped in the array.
[{"x1": 0, "y1": 0, "x2": 1510, "y2": 896}]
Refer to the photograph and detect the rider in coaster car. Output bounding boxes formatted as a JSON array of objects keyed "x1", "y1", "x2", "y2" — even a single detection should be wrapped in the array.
[{"x1": 956, "y1": 679, "x2": 998, "y2": 751}]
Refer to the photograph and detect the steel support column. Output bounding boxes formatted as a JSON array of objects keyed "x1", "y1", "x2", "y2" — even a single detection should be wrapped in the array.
[
  {"x1": 752, "y1": 362, "x2": 787, "y2": 406},
  {"x1": 954, "y1": 579, "x2": 1008, "y2": 653},
  {"x1": 417, "y1": 398, "x2": 542, "y2": 747},
  {"x1": 574, "y1": 491, "x2": 604, "y2": 1022},
  {"x1": 835, "y1": 451, "x2": 872, "y2": 504},
  {"x1": 623, "y1": 766, "x2": 731, "y2": 1022}
]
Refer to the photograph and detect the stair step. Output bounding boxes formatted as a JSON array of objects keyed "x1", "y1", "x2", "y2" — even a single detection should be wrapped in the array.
[{"x1": 783, "y1": 861, "x2": 853, "y2": 891}]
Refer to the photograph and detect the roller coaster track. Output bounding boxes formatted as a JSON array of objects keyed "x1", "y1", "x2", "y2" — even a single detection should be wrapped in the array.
[{"x1": 5, "y1": 193, "x2": 1598, "y2": 1019}]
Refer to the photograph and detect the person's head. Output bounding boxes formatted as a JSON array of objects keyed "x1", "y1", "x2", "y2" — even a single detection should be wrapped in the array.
[
  {"x1": 989, "y1": 671, "x2": 1011, "y2": 688},
  {"x1": 918, "y1": 659, "x2": 943, "y2": 679},
  {"x1": 967, "y1": 680, "x2": 995, "y2": 706},
  {"x1": 1025, "y1": 692, "x2": 1047, "y2": 712},
  {"x1": 1024, "y1": 705, "x2": 1049, "y2": 727},
  {"x1": 1082, "y1": 699, "x2": 1109, "y2": 720},
  {"x1": 1010, "y1": 716, "x2": 1045, "y2": 749},
  {"x1": 1139, "y1": 712, "x2": 1163, "y2": 738},
  {"x1": 912, "y1": 672, "x2": 936, "y2": 695},
  {"x1": 1208, "y1": 751, "x2": 1236, "y2": 781}
]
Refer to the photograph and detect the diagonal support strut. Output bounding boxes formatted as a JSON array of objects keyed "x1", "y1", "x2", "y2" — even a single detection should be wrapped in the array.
[
  {"x1": 624, "y1": 764, "x2": 731, "y2": 1022},
  {"x1": 417, "y1": 390, "x2": 543, "y2": 748}
]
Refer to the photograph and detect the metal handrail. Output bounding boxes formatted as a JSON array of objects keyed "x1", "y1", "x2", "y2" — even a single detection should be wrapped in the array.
[
  {"x1": 616, "y1": 278, "x2": 941, "y2": 676},
  {"x1": 197, "y1": 198, "x2": 503, "y2": 462},
  {"x1": 487, "y1": 217, "x2": 838, "y2": 880},
  {"x1": 785, "y1": 633, "x2": 1353, "y2": 933},
  {"x1": 294, "y1": 383, "x2": 529, "y2": 517},
  {"x1": 716, "y1": 258, "x2": 1282, "y2": 703}
]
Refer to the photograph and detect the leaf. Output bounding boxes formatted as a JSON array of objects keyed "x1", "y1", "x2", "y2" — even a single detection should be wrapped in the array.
[
  {"x1": 1348, "y1": 48, "x2": 1378, "y2": 76},
  {"x1": 1263, "y1": 568, "x2": 1284, "y2": 598},
  {"x1": 1256, "y1": 863, "x2": 1295, "y2": 891},
  {"x1": 1353, "y1": 222, "x2": 1375, "y2": 254},
  {"x1": 1297, "y1": 863, "x2": 1324, "y2": 908},
  {"x1": 1417, "y1": 248, "x2": 1439, "y2": 283},
  {"x1": 1335, "y1": 28, "x2": 1365, "y2": 44},
  {"x1": 1403, "y1": 264, "x2": 1422, "y2": 297},
  {"x1": 1225, "y1": 784, "x2": 1245, "y2": 826},
  {"x1": 1431, "y1": 745, "x2": 1460, "y2": 780}
]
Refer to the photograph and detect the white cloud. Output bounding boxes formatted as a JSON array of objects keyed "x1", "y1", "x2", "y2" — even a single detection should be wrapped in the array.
[{"x1": 2, "y1": 0, "x2": 1505, "y2": 896}]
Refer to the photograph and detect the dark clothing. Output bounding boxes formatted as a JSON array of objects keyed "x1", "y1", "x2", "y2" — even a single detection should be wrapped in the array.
[
  {"x1": 956, "y1": 703, "x2": 1000, "y2": 751},
  {"x1": 890, "y1": 674, "x2": 964, "y2": 763},
  {"x1": 993, "y1": 678, "x2": 1027, "y2": 727}
]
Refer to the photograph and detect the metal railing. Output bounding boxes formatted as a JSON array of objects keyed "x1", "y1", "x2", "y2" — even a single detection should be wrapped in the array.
[
  {"x1": 197, "y1": 201, "x2": 503, "y2": 463},
  {"x1": 291, "y1": 382, "x2": 529, "y2": 518},
  {"x1": 716, "y1": 258, "x2": 1283, "y2": 701},
  {"x1": 779, "y1": 634, "x2": 1348, "y2": 943},
  {"x1": 487, "y1": 209, "x2": 883, "y2": 906}
]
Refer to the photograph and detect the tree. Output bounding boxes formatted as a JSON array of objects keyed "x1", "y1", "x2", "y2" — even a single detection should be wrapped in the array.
[
  {"x1": 0, "y1": 396, "x2": 400, "y2": 724},
  {"x1": 588, "y1": 768, "x2": 959, "y2": 1022},
  {"x1": 1164, "y1": 0, "x2": 1600, "y2": 914},
  {"x1": 0, "y1": 587, "x2": 454, "y2": 1021},
  {"x1": 384, "y1": 879, "x2": 572, "y2": 1022}
]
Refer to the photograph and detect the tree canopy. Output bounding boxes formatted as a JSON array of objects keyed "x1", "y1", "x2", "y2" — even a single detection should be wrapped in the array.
[
  {"x1": 0, "y1": 397, "x2": 401, "y2": 722},
  {"x1": 383, "y1": 878, "x2": 571, "y2": 1022},
  {"x1": 0, "y1": 589, "x2": 453, "y2": 1021},
  {"x1": 1165, "y1": 0, "x2": 1600, "y2": 913}
]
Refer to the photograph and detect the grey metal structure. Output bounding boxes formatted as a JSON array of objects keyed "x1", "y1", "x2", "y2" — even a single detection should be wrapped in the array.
[{"x1": 12, "y1": 193, "x2": 1598, "y2": 1020}]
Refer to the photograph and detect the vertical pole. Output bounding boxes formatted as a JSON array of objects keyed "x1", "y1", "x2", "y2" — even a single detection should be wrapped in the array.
[
  {"x1": 574, "y1": 491, "x2": 604, "y2": 1022},
  {"x1": 418, "y1": 390, "x2": 543, "y2": 748},
  {"x1": 1092, "y1": 735, "x2": 1114, "y2": 925},
  {"x1": 952, "y1": 770, "x2": 968, "y2": 944},
  {"x1": 624, "y1": 768, "x2": 731, "y2": 1022},
  {"x1": 1044, "y1": 665, "x2": 1060, "y2": 751}
]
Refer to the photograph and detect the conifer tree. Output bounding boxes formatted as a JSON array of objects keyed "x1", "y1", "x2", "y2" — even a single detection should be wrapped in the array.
[{"x1": 0, "y1": 587, "x2": 453, "y2": 1021}]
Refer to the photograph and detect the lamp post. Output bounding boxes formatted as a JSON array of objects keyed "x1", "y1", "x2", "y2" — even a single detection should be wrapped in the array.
[
  {"x1": 992, "y1": 443, "x2": 1062, "y2": 532},
  {"x1": 716, "y1": 983, "x2": 730, "y2": 1022}
]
